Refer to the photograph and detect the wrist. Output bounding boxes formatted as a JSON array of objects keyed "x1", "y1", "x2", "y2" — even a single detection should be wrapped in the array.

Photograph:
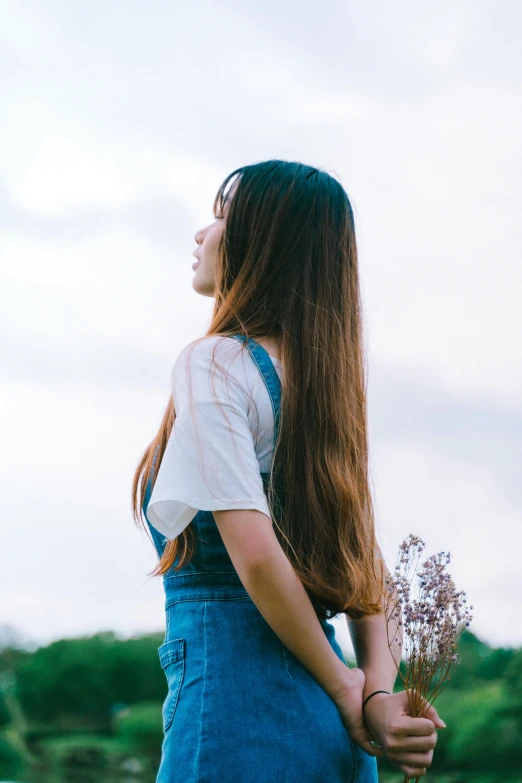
[
  {"x1": 329, "y1": 662, "x2": 364, "y2": 703},
  {"x1": 362, "y1": 669, "x2": 396, "y2": 701},
  {"x1": 362, "y1": 689, "x2": 391, "y2": 711},
  {"x1": 362, "y1": 692, "x2": 389, "y2": 743}
]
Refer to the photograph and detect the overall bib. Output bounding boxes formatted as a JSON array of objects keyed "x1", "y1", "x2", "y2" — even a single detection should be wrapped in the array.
[{"x1": 143, "y1": 334, "x2": 378, "y2": 783}]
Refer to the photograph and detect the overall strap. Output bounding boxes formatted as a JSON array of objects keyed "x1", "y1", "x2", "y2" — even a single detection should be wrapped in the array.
[
  {"x1": 230, "y1": 334, "x2": 282, "y2": 448},
  {"x1": 143, "y1": 443, "x2": 166, "y2": 557}
]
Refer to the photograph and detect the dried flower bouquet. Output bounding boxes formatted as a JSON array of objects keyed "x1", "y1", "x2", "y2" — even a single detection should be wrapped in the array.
[{"x1": 384, "y1": 534, "x2": 473, "y2": 782}]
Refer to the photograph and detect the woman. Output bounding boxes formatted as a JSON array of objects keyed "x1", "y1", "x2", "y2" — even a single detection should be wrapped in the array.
[{"x1": 132, "y1": 160, "x2": 444, "y2": 782}]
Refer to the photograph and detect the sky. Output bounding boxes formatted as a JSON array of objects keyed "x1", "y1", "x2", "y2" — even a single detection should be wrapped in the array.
[{"x1": 1, "y1": 0, "x2": 521, "y2": 655}]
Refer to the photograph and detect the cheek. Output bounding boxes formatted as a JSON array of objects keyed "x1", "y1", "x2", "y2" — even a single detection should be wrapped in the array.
[{"x1": 209, "y1": 225, "x2": 224, "y2": 252}]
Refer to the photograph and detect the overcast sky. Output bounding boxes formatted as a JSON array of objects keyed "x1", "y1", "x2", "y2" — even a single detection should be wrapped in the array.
[{"x1": 1, "y1": 0, "x2": 521, "y2": 655}]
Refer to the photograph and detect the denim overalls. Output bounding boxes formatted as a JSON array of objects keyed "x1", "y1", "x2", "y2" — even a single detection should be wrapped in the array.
[{"x1": 143, "y1": 335, "x2": 378, "y2": 783}]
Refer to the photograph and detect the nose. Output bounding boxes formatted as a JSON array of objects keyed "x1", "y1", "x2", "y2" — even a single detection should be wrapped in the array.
[{"x1": 194, "y1": 225, "x2": 207, "y2": 245}]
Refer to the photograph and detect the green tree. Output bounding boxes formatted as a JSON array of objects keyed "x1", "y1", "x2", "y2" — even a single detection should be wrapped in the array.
[{"x1": 15, "y1": 632, "x2": 166, "y2": 730}]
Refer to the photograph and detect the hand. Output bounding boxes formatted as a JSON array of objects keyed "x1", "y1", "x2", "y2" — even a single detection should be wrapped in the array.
[
  {"x1": 333, "y1": 668, "x2": 387, "y2": 758},
  {"x1": 362, "y1": 689, "x2": 445, "y2": 778}
]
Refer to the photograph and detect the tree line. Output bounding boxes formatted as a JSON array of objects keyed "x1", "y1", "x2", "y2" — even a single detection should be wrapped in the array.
[{"x1": 0, "y1": 627, "x2": 521, "y2": 781}]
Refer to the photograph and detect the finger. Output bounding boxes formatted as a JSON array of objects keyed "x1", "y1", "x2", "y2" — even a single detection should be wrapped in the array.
[
  {"x1": 394, "y1": 716, "x2": 436, "y2": 735},
  {"x1": 353, "y1": 739, "x2": 386, "y2": 757},
  {"x1": 421, "y1": 703, "x2": 446, "y2": 729},
  {"x1": 347, "y1": 725, "x2": 377, "y2": 744},
  {"x1": 348, "y1": 726, "x2": 386, "y2": 757},
  {"x1": 391, "y1": 750, "x2": 433, "y2": 768},
  {"x1": 388, "y1": 732, "x2": 437, "y2": 753}
]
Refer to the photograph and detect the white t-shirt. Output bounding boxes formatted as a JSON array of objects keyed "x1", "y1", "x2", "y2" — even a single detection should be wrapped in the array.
[{"x1": 146, "y1": 335, "x2": 283, "y2": 540}]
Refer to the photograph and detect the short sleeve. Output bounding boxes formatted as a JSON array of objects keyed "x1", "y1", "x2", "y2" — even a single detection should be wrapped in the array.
[{"x1": 146, "y1": 337, "x2": 272, "y2": 540}]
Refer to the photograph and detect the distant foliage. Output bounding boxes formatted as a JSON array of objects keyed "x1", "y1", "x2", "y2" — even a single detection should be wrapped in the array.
[
  {"x1": 114, "y1": 701, "x2": 164, "y2": 756},
  {"x1": 0, "y1": 627, "x2": 520, "y2": 777},
  {"x1": 14, "y1": 631, "x2": 166, "y2": 728}
]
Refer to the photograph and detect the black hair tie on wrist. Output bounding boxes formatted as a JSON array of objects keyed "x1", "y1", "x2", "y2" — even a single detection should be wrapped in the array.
[{"x1": 362, "y1": 690, "x2": 391, "y2": 710}]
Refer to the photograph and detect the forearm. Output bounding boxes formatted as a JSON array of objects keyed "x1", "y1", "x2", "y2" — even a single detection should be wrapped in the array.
[
  {"x1": 347, "y1": 559, "x2": 403, "y2": 699},
  {"x1": 347, "y1": 612, "x2": 400, "y2": 698},
  {"x1": 236, "y1": 536, "x2": 354, "y2": 703}
]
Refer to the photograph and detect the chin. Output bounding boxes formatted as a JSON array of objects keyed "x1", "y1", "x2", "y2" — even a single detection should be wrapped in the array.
[{"x1": 192, "y1": 278, "x2": 216, "y2": 298}]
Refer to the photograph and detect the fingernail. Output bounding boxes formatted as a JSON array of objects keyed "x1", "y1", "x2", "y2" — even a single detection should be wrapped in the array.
[{"x1": 439, "y1": 720, "x2": 447, "y2": 727}]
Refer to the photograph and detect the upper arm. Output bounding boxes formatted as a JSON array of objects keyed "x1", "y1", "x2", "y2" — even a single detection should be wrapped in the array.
[{"x1": 212, "y1": 508, "x2": 276, "y2": 569}]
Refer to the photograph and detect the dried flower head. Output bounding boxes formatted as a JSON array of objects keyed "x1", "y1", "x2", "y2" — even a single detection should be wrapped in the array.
[{"x1": 384, "y1": 534, "x2": 474, "y2": 782}]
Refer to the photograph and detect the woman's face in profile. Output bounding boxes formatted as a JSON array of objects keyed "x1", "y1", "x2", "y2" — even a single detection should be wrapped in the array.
[{"x1": 192, "y1": 184, "x2": 235, "y2": 297}]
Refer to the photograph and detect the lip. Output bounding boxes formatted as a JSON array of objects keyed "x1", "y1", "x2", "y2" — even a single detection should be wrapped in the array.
[{"x1": 192, "y1": 260, "x2": 200, "y2": 270}]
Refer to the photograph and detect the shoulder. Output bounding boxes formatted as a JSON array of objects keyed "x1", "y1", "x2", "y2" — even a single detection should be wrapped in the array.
[
  {"x1": 172, "y1": 335, "x2": 247, "y2": 381},
  {"x1": 170, "y1": 335, "x2": 252, "y2": 406}
]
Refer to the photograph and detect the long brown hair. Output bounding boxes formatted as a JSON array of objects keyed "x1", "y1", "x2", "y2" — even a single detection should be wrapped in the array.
[{"x1": 131, "y1": 159, "x2": 386, "y2": 620}]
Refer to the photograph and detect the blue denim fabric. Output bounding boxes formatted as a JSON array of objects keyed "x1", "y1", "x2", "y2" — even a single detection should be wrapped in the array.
[{"x1": 143, "y1": 335, "x2": 378, "y2": 782}]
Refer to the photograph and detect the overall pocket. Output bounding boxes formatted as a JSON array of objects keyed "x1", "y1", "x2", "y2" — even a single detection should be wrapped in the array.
[{"x1": 158, "y1": 638, "x2": 185, "y2": 732}]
